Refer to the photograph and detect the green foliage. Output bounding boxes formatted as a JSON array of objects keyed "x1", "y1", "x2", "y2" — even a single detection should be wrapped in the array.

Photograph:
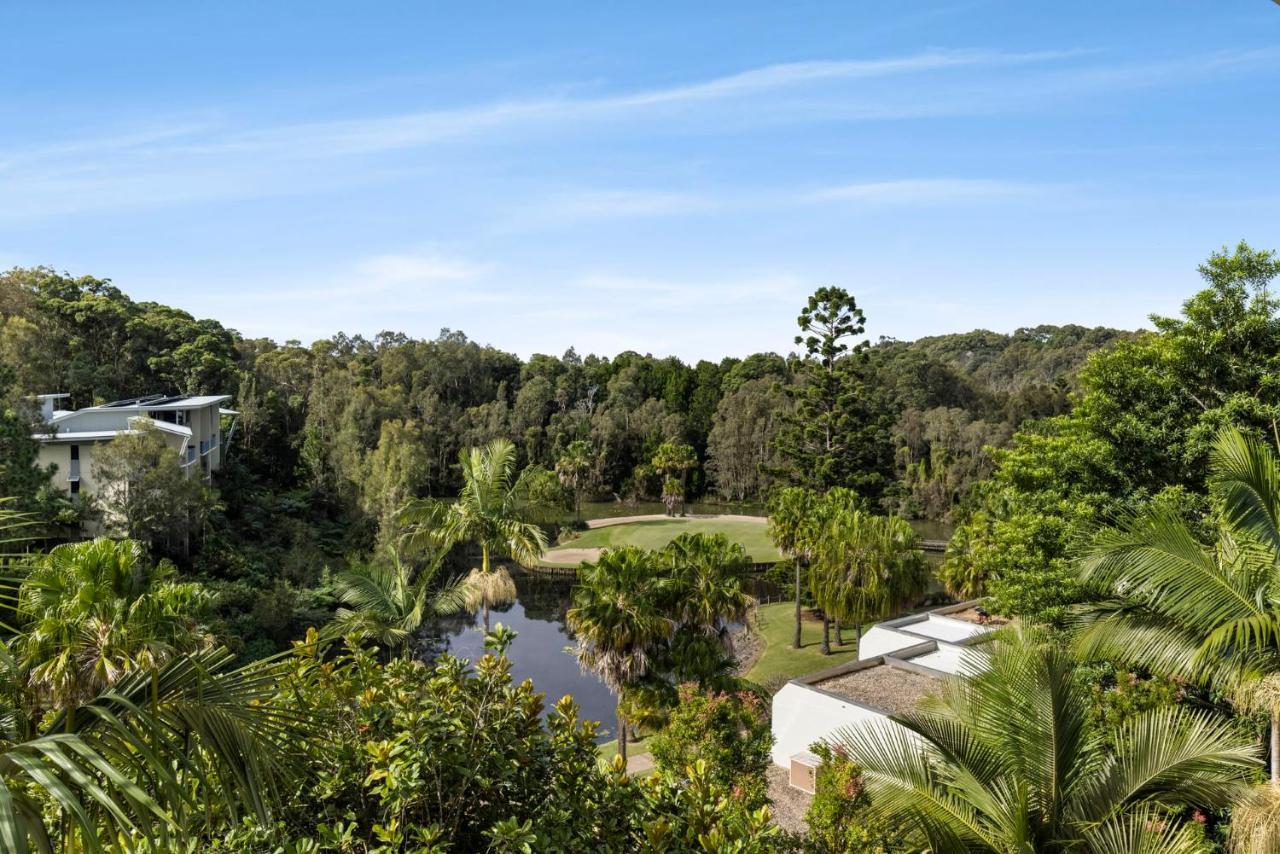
[
  {"x1": 805, "y1": 743, "x2": 898, "y2": 854},
  {"x1": 776, "y1": 287, "x2": 895, "y2": 496},
  {"x1": 649, "y1": 684, "x2": 772, "y2": 810},
  {"x1": 838, "y1": 627, "x2": 1257, "y2": 852},
  {"x1": 90, "y1": 421, "x2": 220, "y2": 558},
  {"x1": 946, "y1": 242, "x2": 1280, "y2": 624}
]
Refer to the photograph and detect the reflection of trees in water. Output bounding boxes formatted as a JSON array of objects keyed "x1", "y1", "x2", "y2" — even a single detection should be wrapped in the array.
[
  {"x1": 416, "y1": 567, "x2": 578, "y2": 662},
  {"x1": 511, "y1": 569, "x2": 575, "y2": 626}
]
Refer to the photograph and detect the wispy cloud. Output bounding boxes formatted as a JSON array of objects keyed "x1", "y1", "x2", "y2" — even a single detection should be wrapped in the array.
[{"x1": 806, "y1": 178, "x2": 1039, "y2": 205}]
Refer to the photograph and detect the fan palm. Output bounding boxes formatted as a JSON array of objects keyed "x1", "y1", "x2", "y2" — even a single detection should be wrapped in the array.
[
  {"x1": 334, "y1": 547, "x2": 471, "y2": 657},
  {"x1": 767, "y1": 486, "x2": 819, "y2": 650},
  {"x1": 566, "y1": 547, "x2": 670, "y2": 766},
  {"x1": 658, "y1": 532, "x2": 753, "y2": 646},
  {"x1": 837, "y1": 627, "x2": 1258, "y2": 852},
  {"x1": 18, "y1": 538, "x2": 214, "y2": 712},
  {"x1": 401, "y1": 438, "x2": 556, "y2": 591},
  {"x1": 0, "y1": 505, "x2": 307, "y2": 851}
]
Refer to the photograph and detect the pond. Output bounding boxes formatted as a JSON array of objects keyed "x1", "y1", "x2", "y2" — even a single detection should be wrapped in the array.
[
  {"x1": 422, "y1": 568, "x2": 620, "y2": 742},
  {"x1": 421, "y1": 514, "x2": 954, "y2": 743}
]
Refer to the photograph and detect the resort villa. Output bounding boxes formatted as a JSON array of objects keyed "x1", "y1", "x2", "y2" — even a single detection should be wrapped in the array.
[
  {"x1": 30, "y1": 393, "x2": 236, "y2": 498},
  {"x1": 771, "y1": 601, "x2": 998, "y2": 792}
]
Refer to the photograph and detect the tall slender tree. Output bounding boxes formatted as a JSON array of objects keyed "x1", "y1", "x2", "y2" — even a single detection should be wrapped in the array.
[
  {"x1": 652, "y1": 442, "x2": 697, "y2": 516},
  {"x1": 555, "y1": 439, "x2": 596, "y2": 523},
  {"x1": 767, "y1": 487, "x2": 819, "y2": 649},
  {"x1": 400, "y1": 438, "x2": 558, "y2": 629},
  {"x1": 567, "y1": 547, "x2": 670, "y2": 766},
  {"x1": 775, "y1": 287, "x2": 892, "y2": 495}
]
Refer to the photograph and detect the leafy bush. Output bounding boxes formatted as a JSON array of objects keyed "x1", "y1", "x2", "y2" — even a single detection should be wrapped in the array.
[
  {"x1": 650, "y1": 683, "x2": 773, "y2": 809},
  {"x1": 804, "y1": 744, "x2": 902, "y2": 853}
]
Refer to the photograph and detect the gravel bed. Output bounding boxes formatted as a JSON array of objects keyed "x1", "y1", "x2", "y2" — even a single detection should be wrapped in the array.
[
  {"x1": 767, "y1": 765, "x2": 811, "y2": 835},
  {"x1": 815, "y1": 665, "x2": 938, "y2": 717}
]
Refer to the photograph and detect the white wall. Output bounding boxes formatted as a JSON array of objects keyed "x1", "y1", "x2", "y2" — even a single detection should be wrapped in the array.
[
  {"x1": 859, "y1": 626, "x2": 924, "y2": 660},
  {"x1": 770, "y1": 682, "x2": 898, "y2": 767}
]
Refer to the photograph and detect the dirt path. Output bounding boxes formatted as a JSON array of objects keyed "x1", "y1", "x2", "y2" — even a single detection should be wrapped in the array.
[{"x1": 585, "y1": 513, "x2": 767, "y2": 529}]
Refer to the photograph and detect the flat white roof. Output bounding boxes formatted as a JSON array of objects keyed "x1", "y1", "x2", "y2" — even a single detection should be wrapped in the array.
[
  {"x1": 902, "y1": 644, "x2": 977, "y2": 677},
  {"x1": 33, "y1": 419, "x2": 193, "y2": 443},
  {"x1": 899, "y1": 614, "x2": 990, "y2": 644}
]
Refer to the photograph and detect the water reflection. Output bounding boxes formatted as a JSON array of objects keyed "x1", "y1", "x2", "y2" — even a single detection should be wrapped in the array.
[{"x1": 421, "y1": 568, "x2": 619, "y2": 742}]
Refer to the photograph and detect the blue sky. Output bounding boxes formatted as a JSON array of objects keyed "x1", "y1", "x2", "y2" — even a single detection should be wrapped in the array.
[{"x1": 2, "y1": 2, "x2": 1279, "y2": 360}]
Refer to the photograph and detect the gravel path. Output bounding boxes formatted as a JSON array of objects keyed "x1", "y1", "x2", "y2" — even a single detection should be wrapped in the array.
[{"x1": 767, "y1": 765, "x2": 811, "y2": 835}]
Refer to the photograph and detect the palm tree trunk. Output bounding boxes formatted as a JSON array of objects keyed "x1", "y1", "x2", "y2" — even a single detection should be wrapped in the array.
[
  {"x1": 821, "y1": 616, "x2": 831, "y2": 655},
  {"x1": 1272, "y1": 708, "x2": 1279, "y2": 786},
  {"x1": 483, "y1": 602, "x2": 491, "y2": 633},
  {"x1": 834, "y1": 619, "x2": 844, "y2": 646},
  {"x1": 792, "y1": 561, "x2": 802, "y2": 649},
  {"x1": 617, "y1": 701, "x2": 628, "y2": 767}
]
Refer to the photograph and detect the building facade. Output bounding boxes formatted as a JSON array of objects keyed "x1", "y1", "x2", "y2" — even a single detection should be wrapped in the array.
[{"x1": 31, "y1": 393, "x2": 235, "y2": 497}]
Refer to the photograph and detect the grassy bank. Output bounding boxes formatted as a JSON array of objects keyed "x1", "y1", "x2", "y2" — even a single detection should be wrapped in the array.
[{"x1": 744, "y1": 601, "x2": 863, "y2": 687}]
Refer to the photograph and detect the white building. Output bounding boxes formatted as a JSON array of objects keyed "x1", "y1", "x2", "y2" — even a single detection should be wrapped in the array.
[
  {"x1": 771, "y1": 601, "x2": 998, "y2": 792},
  {"x1": 31, "y1": 393, "x2": 236, "y2": 498}
]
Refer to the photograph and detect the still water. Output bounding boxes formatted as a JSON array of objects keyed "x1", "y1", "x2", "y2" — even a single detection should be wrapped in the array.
[
  {"x1": 422, "y1": 568, "x2": 620, "y2": 742},
  {"x1": 422, "y1": 511, "x2": 953, "y2": 743}
]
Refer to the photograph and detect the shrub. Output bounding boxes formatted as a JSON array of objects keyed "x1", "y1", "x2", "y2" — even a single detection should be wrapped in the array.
[
  {"x1": 805, "y1": 743, "x2": 899, "y2": 853},
  {"x1": 650, "y1": 683, "x2": 773, "y2": 809}
]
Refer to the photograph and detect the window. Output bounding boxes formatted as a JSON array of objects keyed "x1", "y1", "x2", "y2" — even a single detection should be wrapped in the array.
[
  {"x1": 186, "y1": 445, "x2": 196, "y2": 464},
  {"x1": 70, "y1": 479, "x2": 79, "y2": 495},
  {"x1": 176, "y1": 410, "x2": 187, "y2": 426},
  {"x1": 69, "y1": 445, "x2": 81, "y2": 483}
]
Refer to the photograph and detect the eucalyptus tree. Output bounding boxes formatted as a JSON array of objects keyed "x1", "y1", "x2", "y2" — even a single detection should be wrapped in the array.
[
  {"x1": 766, "y1": 486, "x2": 819, "y2": 649},
  {"x1": 334, "y1": 547, "x2": 471, "y2": 657},
  {"x1": 555, "y1": 439, "x2": 596, "y2": 523},
  {"x1": 566, "y1": 547, "x2": 670, "y2": 766},
  {"x1": 401, "y1": 439, "x2": 559, "y2": 629},
  {"x1": 839, "y1": 627, "x2": 1257, "y2": 852}
]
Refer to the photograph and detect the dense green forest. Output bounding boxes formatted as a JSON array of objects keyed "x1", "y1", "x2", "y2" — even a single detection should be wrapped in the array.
[
  {"x1": 0, "y1": 266, "x2": 1129, "y2": 655},
  {"x1": 6, "y1": 244, "x2": 1280, "y2": 851}
]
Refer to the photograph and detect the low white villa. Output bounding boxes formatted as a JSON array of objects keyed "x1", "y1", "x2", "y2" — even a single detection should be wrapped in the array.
[
  {"x1": 31, "y1": 393, "x2": 236, "y2": 497},
  {"x1": 771, "y1": 601, "x2": 998, "y2": 792}
]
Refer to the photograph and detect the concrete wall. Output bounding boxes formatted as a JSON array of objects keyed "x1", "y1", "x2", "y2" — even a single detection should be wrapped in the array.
[{"x1": 771, "y1": 680, "x2": 899, "y2": 767}]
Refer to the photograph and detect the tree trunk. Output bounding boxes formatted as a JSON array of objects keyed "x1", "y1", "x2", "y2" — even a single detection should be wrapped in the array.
[
  {"x1": 617, "y1": 702, "x2": 628, "y2": 767},
  {"x1": 1272, "y1": 708, "x2": 1279, "y2": 786},
  {"x1": 821, "y1": 617, "x2": 831, "y2": 655},
  {"x1": 792, "y1": 561, "x2": 803, "y2": 649},
  {"x1": 834, "y1": 619, "x2": 844, "y2": 647},
  {"x1": 575, "y1": 490, "x2": 582, "y2": 523},
  {"x1": 483, "y1": 602, "x2": 491, "y2": 633},
  {"x1": 854, "y1": 622, "x2": 862, "y2": 659}
]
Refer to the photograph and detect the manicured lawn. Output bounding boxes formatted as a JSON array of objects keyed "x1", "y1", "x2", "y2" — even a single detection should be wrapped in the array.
[
  {"x1": 597, "y1": 732, "x2": 656, "y2": 761},
  {"x1": 744, "y1": 601, "x2": 863, "y2": 687},
  {"x1": 541, "y1": 516, "x2": 780, "y2": 567}
]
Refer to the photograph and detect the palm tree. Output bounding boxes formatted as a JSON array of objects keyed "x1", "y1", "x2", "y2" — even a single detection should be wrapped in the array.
[
  {"x1": 767, "y1": 486, "x2": 818, "y2": 650},
  {"x1": 555, "y1": 440, "x2": 596, "y2": 523},
  {"x1": 18, "y1": 538, "x2": 214, "y2": 711},
  {"x1": 1074, "y1": 428, "x2": 1280, "y2": 848},
  {"x1": 401, "y1": 439, "x2": 558, "y2": 631},
  {"x1": 0, "y1": 505, "x2": 307, "y2": 851},
  {"x1": 812, "y1": 509, "x2": 928, "y2": 657},
  {"x1": 658, "y1": 532, "x2": 753, "y2": 650},
  {"x1": 567, "y1": 547, "x2": 670, "y2": 766},
  {"x1": 651, "y1": 442, "x2": 697, "y2": 516},
  {"x1": 1076, "y1": 429, "x2": 1280, "y2": 773},
  {"x1": 838, "y1": 627, "x2": 1258, "y2": 852},
  {"x1": 334, "y1": 547, "x2": 471, "y2": 657}
]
